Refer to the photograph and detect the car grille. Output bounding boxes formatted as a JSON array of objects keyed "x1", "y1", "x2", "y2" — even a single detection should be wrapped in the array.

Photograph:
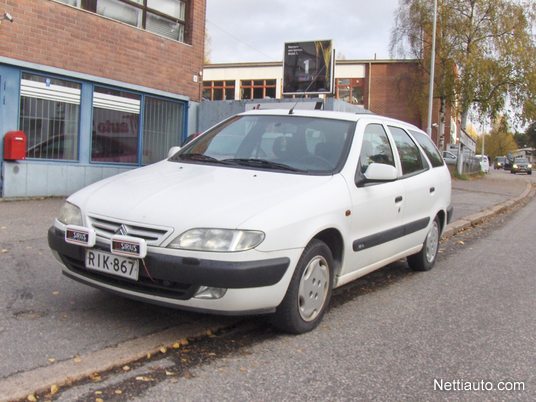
[{"x1": 87, "y1": 215, "x2": 173, "y2": 246}]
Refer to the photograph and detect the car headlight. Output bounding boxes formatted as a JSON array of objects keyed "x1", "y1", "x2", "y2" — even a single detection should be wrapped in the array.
[
  {"x1": 528, "y1": 164, "x2": 532, "y2": 169},
  {"x1": 168, "y1": 229, "x2": 265, "y2": 252},
  {"x1": 57, "y1": 202, "x2": 83, "y2": 226}
]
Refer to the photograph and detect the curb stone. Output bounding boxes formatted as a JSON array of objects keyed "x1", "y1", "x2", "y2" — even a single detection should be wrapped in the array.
[{"x1": 442, "y1": 182, "x2": 534, "y2": 239}]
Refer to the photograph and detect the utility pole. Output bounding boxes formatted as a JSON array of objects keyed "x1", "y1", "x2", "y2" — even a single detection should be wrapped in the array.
[{"x1": 426, "y1": 0, "x2": 438, "y2": 137}]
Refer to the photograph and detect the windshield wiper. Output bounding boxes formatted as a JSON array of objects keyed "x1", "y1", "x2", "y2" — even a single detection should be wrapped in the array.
[
  {"x1": 174, "y1": 153, "x2": 224, "y2": 164},
  {"x1": 222, "y1": 158, "x2": 304, "y2": 172}
]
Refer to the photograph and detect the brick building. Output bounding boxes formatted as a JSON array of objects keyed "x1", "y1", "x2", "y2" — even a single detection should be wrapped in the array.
[
  {"x1": 203, "y1": 59, "x2": 457, "y2": 148},
  {"x1": 0, "y1": 0, "x2": 206, "y2": 197}
]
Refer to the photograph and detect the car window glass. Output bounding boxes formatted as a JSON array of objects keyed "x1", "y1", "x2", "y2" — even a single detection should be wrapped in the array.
[
  {"x1": 388, "y1": 126, "x2": 427, "y2": 175},
  {"x1": 176, "y1": 115, "x2": 354, "y2": 174},
  {"x1": 359, "y1": 124, "x2": 396, "y2": 173},
  {"x1": 409, "y1": 130, "x2": 444, "y2": 168}
]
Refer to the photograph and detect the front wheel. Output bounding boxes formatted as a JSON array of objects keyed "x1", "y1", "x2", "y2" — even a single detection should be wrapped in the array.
[
  {"x1": 407, "y1": 216, "x2": 441, "y2": 271},
  {"x1": 271, "y1": 239, "x2": 334, "y2": 334}
]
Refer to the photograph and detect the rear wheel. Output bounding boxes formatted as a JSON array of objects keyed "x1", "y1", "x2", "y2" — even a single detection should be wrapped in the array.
[
  {"x1": 271, "y1": 239, "x2": 333, "y2": 334},
  {"x1": 408, "y1": 216, "x2": 441, "y2": 272}
]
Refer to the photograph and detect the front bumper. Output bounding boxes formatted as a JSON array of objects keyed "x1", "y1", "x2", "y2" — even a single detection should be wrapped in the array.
[{"x1": 48, "y1": 226, "x2": 291, "y2": 313}]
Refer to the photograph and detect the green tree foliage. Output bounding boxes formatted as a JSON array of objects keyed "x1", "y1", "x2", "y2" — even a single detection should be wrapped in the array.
[
  {"x1": 525, "y1": 122, "x2": 536, "y2": 148},
  {"x1": 476, "y1": 116, "x2": 517, "y2": 159},
  {"x1": 391, "y1": 0, "x2": 536, "y2": 128}
]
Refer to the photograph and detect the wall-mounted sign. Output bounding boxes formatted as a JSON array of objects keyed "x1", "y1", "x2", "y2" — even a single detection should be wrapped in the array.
[{"x1": 283, "y1": 40, "x2": 334, "y2": 95}]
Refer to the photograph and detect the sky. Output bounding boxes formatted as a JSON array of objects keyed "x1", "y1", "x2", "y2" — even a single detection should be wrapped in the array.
[{"x1": 205, "y1": 0, "x2": 401, "y2": 64}]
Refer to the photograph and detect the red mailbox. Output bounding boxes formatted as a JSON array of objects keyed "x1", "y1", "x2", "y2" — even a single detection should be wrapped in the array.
[{"x1": 4, "y1": 131, "x2": 27, "y2": 161}]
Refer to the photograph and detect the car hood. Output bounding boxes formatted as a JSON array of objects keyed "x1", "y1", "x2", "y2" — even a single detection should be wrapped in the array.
[{"x1": 70, "y1": 161, "x2": 337, "y2": 231}]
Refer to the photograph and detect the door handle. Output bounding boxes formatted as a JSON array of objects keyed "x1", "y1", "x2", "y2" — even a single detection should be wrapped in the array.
[{"x1": 395, "y1": 196, "x2": 403, "y2": 203}]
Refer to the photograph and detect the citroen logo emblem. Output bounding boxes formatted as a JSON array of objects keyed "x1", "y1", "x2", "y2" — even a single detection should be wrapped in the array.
[{"x1": 116, "y1": 224, "x2": 128, "y2": 236}]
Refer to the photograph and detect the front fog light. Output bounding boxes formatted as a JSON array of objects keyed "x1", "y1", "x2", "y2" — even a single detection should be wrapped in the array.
[
  {"x1": 194, "y1": 286, "x2": 227, "y2": 299},
  {"x1": 58, "y1": 202, "x2": 83, "y2": 226}
]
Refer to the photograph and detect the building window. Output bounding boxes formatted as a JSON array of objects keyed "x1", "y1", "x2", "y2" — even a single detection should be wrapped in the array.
[
  {"x1": 202, "y1": 81, "x2": 235, "y2": 101},
  {"x1": 335, "y1": 78, "x2": 364, "y2": 105},
  {"x1": 59, "y1": 0, "x2": 188, "y2": 43},
  {"x1": 143, "y1": 96, "x2": 185, "y2": 164},
  {"x1": 20, "y1": 73, "x2": 81, "y2": 160},
  {"x1": 92, "y1": 87, "x2": 140, "y2": 164},
  {"x1": 240, "y1": 79, "x2": 276, "y2": 100}
]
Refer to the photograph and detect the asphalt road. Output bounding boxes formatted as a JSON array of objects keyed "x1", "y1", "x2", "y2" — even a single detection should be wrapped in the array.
[
  {"x1": 0, "y1": 169, "x2": 534, "y2": 401},
  {"x1": 55, "y1": 186, "x2": 536, "y2": 401}
]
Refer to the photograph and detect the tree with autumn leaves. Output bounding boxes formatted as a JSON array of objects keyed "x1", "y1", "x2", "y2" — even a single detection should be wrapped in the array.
[{"x1": 391, "y1": 0, "x2": 536, "y2": 146}]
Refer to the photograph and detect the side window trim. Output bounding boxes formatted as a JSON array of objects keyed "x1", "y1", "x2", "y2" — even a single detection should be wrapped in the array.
[{"x1": 387, "y1": 125, "x2": 429, "y2": 177}]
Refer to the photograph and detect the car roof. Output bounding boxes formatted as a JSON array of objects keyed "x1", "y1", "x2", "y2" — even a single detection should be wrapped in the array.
[{"x1": 239, "y1": 109, "x2": 424, "y2": 134}]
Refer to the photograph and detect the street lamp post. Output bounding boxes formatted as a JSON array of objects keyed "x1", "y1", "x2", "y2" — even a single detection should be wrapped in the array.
[{"x1": 426, "y1": 0, "x2": 438, "y2": 136}]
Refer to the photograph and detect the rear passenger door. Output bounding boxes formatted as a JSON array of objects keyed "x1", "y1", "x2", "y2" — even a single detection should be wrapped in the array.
[{"x1": 387, "y1": 126, "x2": 435, "y2": 251}]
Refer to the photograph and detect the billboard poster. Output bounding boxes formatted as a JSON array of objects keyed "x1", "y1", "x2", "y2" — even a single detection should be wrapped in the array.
[{"x1": 283, "y1": 40, "x2": 334, "y2": 95}]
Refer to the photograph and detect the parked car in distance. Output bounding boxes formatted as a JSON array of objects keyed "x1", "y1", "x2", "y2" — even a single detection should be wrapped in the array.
[
  {"x1": 475, "y1": 154, "x2": 490, "y2": 173},
  {"x1": 48, "y1": 109, "x2": 453, "y2": 334},
  {"x1": 511, "y1": 157, "x2": 532, "y2": 175},
  {"x1": 494, "y1": 156, "x2": 507, "y2": 169},
  {"x1": 442, "y1": 151, "x2": 457, "y2": 165}
]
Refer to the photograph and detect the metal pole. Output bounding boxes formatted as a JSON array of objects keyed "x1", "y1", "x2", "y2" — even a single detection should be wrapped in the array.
[{"x1": 426, "y1": 0, "x2": 438, "y2": 136}]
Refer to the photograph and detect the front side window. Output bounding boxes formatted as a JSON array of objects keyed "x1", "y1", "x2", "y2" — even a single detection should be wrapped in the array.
[
  {"x1": 92, "y1": 87, "x2": 140, "y2": 164},
  {"x1": 142, "y1": 96, "x2": 185, "y2": 164},
  {"x1": 359, "y1": 124, "x2": 395, "y2": 174},
  {"x1": 389, "y1": 126, "x2": 427, "y2": 175},
  {"x1": 20, "y1": 73, "x2": 81, "y2": 160},
  {"x1": 171, "y1": 115, "x2": 355, "y2": 174}
]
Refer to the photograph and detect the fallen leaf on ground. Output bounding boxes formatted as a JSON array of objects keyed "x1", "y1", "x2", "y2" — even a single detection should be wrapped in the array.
[
  {"x1": 122, "y1": 365, "x2": 130, "y2": 371},
  {"x1": 73, "y1": 356, "x2": 82, "y2": 363},
  {"x1": 50, "y1": 384, "x2": 59, "y2": 395},
  {"x1": 27, "y1": 394, "x2": 37, "y2": 402},
  {"x1": 135, "y1": 376, "x2": 154, "y2": 382},
  {"x1": 159, "y1": 346, "x2": 167, "y2": 354},
  {"x1": 114, "y1": 389, "x2": 123, "y2": 395},
  {"x1": 172, "y1": 342, "x2": 181, "y2": 349},
  {"x1": 48, "y1": 358, "x2": 56, "y2": 363}
]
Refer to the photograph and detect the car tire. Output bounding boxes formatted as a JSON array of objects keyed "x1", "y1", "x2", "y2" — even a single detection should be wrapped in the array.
[
  {"x1": 271, "y1": 239, "x2": 334, "y2": 334},
  {"x1": 407, "y1": 216, "x2": 441, "y2": 272}
]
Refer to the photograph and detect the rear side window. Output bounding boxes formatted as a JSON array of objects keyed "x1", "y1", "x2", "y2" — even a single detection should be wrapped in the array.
[
  {"x1": 388, "y1": 126, "x2": 427, "y2": 176},
  {"x1": 409, "y1": 130, "x2": 444, "y2": 168}
]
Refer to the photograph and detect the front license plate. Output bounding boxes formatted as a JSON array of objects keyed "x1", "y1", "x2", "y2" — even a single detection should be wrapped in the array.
[{"x1": 85, "y1": 249, "x2": 139, "y2": 281}]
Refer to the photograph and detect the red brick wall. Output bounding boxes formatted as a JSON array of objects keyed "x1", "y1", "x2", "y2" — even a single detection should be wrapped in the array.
[
  {"x1": 0, "y1": 0, "x2": 205, "y2": 101},
  {"x1": 366, "y1": 62, "x2": 423, "y2": 129}
]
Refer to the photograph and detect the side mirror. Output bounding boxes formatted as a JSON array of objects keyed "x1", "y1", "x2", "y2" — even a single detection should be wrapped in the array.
[
  {"x1": 356, "y1": 163, "x2": 398, "y2": 187},
  {"x1": 167, "y1": 146, "x2": 181, "y2": 158}
]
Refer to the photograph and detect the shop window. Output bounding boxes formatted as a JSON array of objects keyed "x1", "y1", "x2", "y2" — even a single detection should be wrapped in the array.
[
  {"x1": 20, "y1": 73, "x2": 81, "y2": 161},
  {"x1": 143, "y1": 96, "x2": 185, "y2": 164},
  {"x1": 336, "y1": 78, "x2": 364, "y2": 105},
  {"x1": 202, "y1": 81, "x2": 235, "y2": 101},
  {"x1": 240, "y1": 79, "x2": 277, "y2": 100},
  {"x1": 92, "y1": 87, "x2": 140, "y2": 164},
  {"x1": 58, "y1": 0, "x2": 189, "y2": 43},
  {"x1": 240, "y1": 79, "x2": 276, "y2": 100}
]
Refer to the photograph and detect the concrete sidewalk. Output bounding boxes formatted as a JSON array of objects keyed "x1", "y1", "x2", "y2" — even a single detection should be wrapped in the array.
[
  {"x1": 446, "y1": 169, "x2": 534, "y2": 237},
  {"x1": 0, "y1": 169, "x2": 534, "y2": 402}
]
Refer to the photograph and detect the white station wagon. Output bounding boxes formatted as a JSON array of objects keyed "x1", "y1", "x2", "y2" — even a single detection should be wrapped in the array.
[{"x1": 49, "y1": 109, "x2": 452, "y2": 333}]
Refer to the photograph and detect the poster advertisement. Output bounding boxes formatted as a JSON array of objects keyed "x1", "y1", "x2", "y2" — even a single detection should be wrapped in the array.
[{"x1": 283, "y1": 40, "x2": 334, "y2": 95}]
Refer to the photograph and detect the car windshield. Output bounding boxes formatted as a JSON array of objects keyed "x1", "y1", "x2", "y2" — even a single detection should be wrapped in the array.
[
  {"x1": 170, "y1": 114, "x2": 355, "y2": 174},
  {"x1": 515, "y1": 158, "x2": 528, "y2": 163}
]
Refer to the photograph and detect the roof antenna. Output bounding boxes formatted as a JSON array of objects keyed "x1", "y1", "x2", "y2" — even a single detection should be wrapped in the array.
[{"x1": 288, "y1": 63, "x2": 327, "y2": 115}]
